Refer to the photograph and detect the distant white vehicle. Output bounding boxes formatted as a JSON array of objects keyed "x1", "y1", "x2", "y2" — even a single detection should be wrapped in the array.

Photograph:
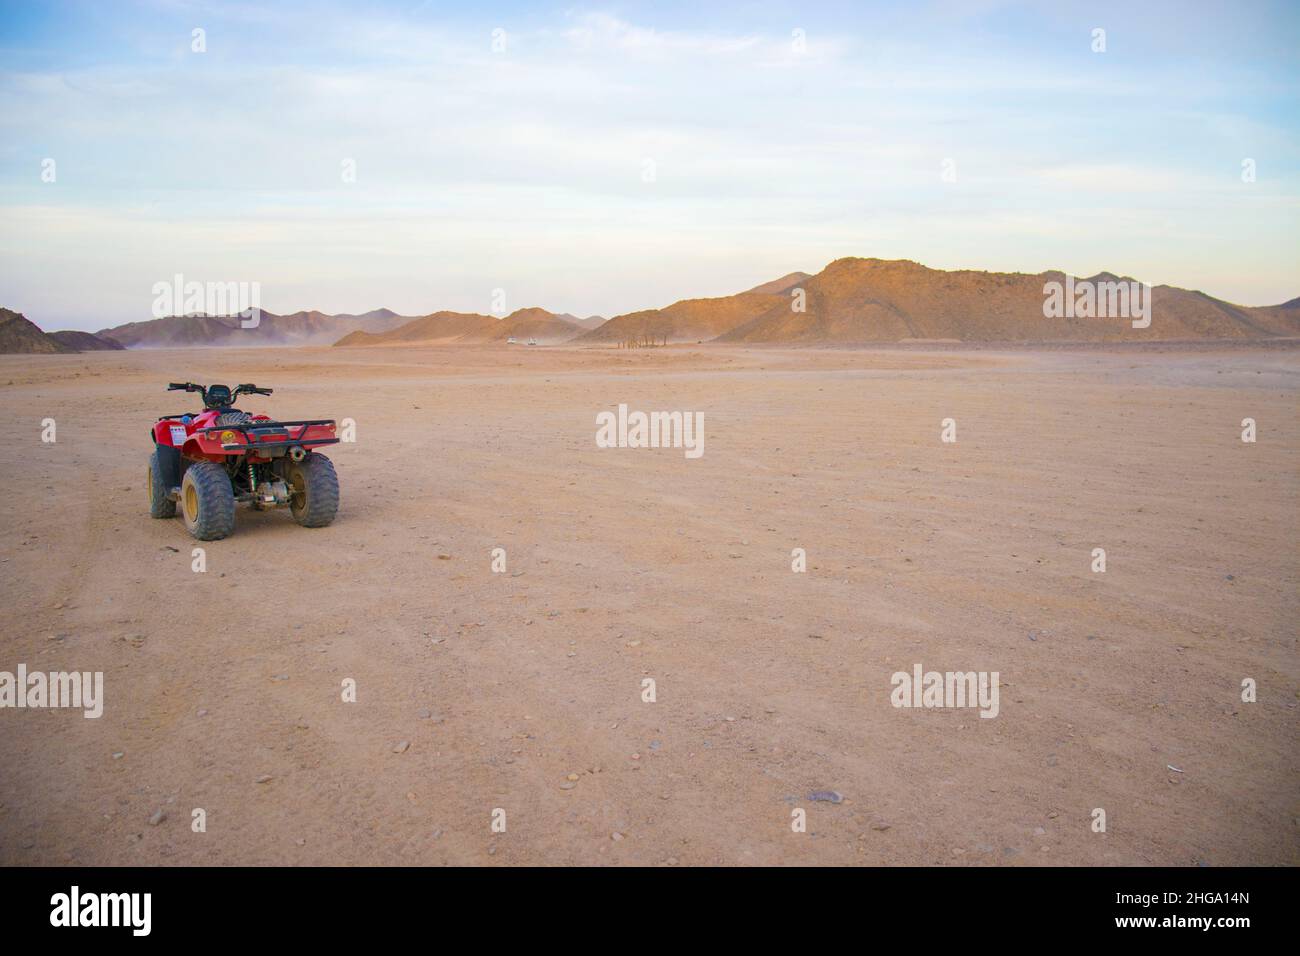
[
  {"x1": 527, "y1": 337, "x2": 537, "y2": 346},
  {"x1": 506, "y1": 336, "x2": 517, "y2": 344}
]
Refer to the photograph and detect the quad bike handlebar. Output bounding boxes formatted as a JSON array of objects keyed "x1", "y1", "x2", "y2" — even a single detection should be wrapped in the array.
[{"x1": 167, "y1": 382, "x2": 273, "y2": 408}]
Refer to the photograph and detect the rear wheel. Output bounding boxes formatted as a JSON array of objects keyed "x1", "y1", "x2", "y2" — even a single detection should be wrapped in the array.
[
  {"x1": 147, "y1": 448, "x2": 176, "y2": 518},
  {"x1": 286, "y1": 453, "x2": 339, "y2": 528},
  {"x1": 180, "y1": 460, "x2": 236, "y2": 540}
]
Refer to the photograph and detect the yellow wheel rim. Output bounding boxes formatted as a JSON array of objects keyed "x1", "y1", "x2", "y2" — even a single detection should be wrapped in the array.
[
  {"x1": 289, "y1": 470, "x2": 306, "y2": 513},
  {"x1": 184, "y1": 483, "x2": 198, "y2": 522}
]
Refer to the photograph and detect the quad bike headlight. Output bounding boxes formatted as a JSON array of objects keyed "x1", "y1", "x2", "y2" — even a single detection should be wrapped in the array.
[{"x1": 220, "y1": 430, "x2": 239, "y2": 445}]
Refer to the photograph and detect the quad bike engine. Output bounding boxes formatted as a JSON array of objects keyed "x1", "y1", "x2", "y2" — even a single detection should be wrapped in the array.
[{"x1": 255, "y1": 479, "x2": 292, "y2": 509}]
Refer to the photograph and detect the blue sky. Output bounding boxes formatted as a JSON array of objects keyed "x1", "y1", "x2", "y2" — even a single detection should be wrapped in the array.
[{"x1": 1, "y1": 0, "x2": 1297, "y2": 330}]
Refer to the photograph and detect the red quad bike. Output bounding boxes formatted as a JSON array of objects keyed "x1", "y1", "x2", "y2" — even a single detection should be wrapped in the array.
[{"x1": 147, "y1": 382, "x2": 340, "y2": 540}]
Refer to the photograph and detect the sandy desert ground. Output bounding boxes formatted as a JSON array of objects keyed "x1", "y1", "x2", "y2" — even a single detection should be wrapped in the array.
[{"x1": 0, "y1": 343, "x2": 1296, "y2": 866}]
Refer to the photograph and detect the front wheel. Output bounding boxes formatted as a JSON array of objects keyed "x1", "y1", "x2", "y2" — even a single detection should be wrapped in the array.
[
  {"x1": 285, "y1": 454, "x2": 339, "y2": 528},
  {"x1": 180, "y1": 460, "x2": 236, "y2": 540}
]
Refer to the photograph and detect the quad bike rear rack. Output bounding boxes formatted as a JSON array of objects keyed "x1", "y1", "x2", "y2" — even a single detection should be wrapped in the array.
[{"x1": 199, "y1": 419, "x2": 340, "y2": 452}]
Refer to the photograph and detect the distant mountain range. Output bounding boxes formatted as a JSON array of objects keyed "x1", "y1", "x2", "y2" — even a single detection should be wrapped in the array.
[
  {"x1": 558, "y1": 313, "x2": 608, "y2": 331},
  {"x1": 578, "y1": 260, "x2": 1299, "y2": 345},
  {"x1": 91, "y1": 306, "x2": 605, "y2": 348},
  {"x1": 711, "y1": 259, "x2": 1300, "y2": 344},
  {"x1": 0, "y1": 308, "x2": 123, "y2": 354},
  {"x1": 97, "y1": 308, "x2": 408, "y2": 348},
  {"x1": 3, "y1": 258, "x2": 1297, "y2": 354},
  {"x1": 48, "y1": 329, "x2": 126, "y2": 351},
  {"x1": 335, "y1": 307, "x2": 597, "y2": 346}
]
